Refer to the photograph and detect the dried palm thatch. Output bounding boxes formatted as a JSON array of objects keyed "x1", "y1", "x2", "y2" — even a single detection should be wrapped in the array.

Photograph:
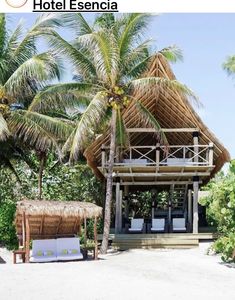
[
  {"x1": 16, "y1": 200, "x2": 102, "y2": 219},
  {"x1": 15, "y1": 200, "x2": 102, "y2": 241}
]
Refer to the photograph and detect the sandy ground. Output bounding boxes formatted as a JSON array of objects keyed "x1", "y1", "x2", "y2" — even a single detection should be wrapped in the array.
[{"x1": 0, "y1": 243, "x2": 234, "y2": 300}]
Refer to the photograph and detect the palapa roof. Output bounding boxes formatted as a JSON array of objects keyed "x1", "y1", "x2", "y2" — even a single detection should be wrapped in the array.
[
  {"x1": 16, "y1": 200, "x2": 102, "y2": 218},
  {"x1": 84, "y1": 54, "x2": 230, "y2": 181},
  {"x1": 15, "y1": 200, "x2": 102, "y2": 239}
]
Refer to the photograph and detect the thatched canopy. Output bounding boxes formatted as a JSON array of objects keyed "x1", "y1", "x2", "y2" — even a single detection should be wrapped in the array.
[
  {"x1": 84, "y1": 54, "x2": 230, "y2": 181},
  {"x1": 15, "y1": 200, "x2": 102, "y2": 240}
]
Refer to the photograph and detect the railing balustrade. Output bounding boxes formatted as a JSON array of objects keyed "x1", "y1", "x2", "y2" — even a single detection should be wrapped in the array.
[{"x1": 101, "y1": 144, "x2": 214, "y2": 168}]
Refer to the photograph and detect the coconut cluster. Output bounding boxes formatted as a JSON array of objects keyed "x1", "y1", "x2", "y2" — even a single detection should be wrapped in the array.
[{"x1": 103, "y1": 86, "x2": 130, "y2": 110}]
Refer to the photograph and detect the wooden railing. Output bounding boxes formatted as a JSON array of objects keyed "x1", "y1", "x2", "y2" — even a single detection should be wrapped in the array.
[{"x1": 101, "y1": 143, "x2": 214, "y2": 168}]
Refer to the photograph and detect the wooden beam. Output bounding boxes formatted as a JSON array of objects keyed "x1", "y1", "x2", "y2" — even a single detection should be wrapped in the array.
[
  {"x1": 113, "y1": 180, "x2": 202, "y2": 186},
  {"x1": 126, "y1": 128, "x2": 199, "y2": 133},
  {"x1": 25, "y1": 215, "x2": 30, "y2": 263},
  {"x1": 108, "y1": 172, "x2": 210, "y2": 178}
]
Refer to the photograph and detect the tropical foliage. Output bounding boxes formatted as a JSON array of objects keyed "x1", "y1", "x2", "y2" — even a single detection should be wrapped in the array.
[
  {"x1": 200, "y1": 160, "x2": 235, "y2": 262},
  {"x1": 0, "y1": 14, "x2": 75, "y2": 184}
]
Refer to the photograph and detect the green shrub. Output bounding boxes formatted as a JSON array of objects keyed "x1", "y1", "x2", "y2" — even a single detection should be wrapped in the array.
[
  {"x1": 0, "y1": 200, "x2": 18, "y2": 250},
  {"x1": 201, "y1": 160, "x2": 235, "y2": 262},
  {"x1": 213, "y1": 233, "x2": 235, "y2": 262}
]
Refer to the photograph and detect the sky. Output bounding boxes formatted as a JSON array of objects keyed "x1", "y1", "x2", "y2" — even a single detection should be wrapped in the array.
[{"x1": 8, "y1": 13, "x2": 235, "y2": 160}]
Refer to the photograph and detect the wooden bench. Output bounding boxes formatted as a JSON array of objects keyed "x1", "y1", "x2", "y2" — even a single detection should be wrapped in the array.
[{"x1": 13, "y1": 249, "x2": 26, "y2": 264}]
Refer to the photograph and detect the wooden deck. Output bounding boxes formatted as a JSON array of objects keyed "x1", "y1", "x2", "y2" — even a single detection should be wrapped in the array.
[{"x1": 98, "y1": 233, "x2": 217, "y2": 250}]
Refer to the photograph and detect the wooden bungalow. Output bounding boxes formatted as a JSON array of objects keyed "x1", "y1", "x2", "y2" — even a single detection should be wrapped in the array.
[
  {"x1": 84, "y1": 54, "x2": 230, "y2": 249},
  {"x1": 15, "y1": 200, "x2": 102, "y2": 262}
]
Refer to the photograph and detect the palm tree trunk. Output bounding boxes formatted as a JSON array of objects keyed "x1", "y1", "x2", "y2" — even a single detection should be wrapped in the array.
[
  {"x1": 38, "y1": 151, "x2": 47, "y2": 200},
  {"x1": 100, "y1": 108, "x2": 117, "y2": 254}
]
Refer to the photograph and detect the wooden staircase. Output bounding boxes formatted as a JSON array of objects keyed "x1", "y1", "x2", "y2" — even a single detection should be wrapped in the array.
[{"x1": 100, "y1": 233, "x2": 216, "y2": 250}]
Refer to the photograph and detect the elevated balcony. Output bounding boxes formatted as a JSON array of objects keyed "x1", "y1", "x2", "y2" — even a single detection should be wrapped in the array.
[{"x1": 98, "y1": 143, "x2": 214, "y2": 185}]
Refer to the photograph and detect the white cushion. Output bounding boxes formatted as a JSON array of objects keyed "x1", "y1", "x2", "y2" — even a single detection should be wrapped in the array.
[
  {"x1": 130, "y1": 218, "x2": 143, "y2": 230},
  {"x1": 30, "y1": 239, "x2": 57, "y2": 263},
  {"x1": 123, "y1": 159, "x2": 148, "y2": 165},
  {"x1": 166, "y1": 158, "x2": 191, "y2": 166},
  {"x1": 173, "y1": 218, "x2": 186, "y2": 231},
  {"x1": 56, "y1": 238, "x2": 83, "y2": 261}
]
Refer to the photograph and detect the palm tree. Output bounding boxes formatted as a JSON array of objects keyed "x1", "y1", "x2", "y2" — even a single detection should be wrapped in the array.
[
  {"x1": 0, "y1": 13, "x2": 74, "y2": 198},
  {"x1": 29, "y1": 13, "x2": 198, "y2": 253},
  {"x1": 223, "y1": 55, "x2": 235, "y2": 75}
]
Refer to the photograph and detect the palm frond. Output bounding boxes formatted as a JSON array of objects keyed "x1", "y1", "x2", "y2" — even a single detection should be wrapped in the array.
[
  {"x1": 116, "y1": 107, "x2": 128, "y2": 148},
  {"x1": 78, "y1": 31, "x2": 119, "y2": 84},
  {"x1": 9, "y1": 13, "x2": 63, "y2": 67},
  {"x1": 223, "y1": 55, "x2": 235, "y2": 76},
  {"x1": 0, "y1": 112, "x2": 10, "y2": 141},
  {"x1": 1, "y1": 157, "x2": 21, "y2": 183},
  {"x1": 63, "y1": 92, "x2": 108, "y2": 161},
  {"x1": 8, "y1": 110, "x2": 74, "y2": 154},
  {"x1": 4, "y1": 52, "x2": 62, "y2": 100},
  {"x1": 119, "y1": 14, "x2": 151, "y2": 58},
  {"x1": 62, "y1": 13, "x2": 93, "y2": 36},
  {"x1": 134, "y1": 101, "x2": 168, "y2": 144},
  {"x1": 130, "y1": 77, "x2": 200, "y2": 107},
  {"x1": 159, "y1": 45, "x2": 183, "y2": 63},
  {"x1": 4, "y1": 19, "x2": 24, "y2": 55},
  {"x1": 44, "y1": 30, "x2": 97, "y2": 78},
  {"x1": 0, "y1": 14, "x2": 7, "y2": 57},
  {"x1": 28, "y1": 82, "x2": 94, "y2": 112}
]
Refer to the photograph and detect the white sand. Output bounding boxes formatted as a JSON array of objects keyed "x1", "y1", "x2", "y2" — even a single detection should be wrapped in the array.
[{"x1": 0, "y1": 243, "x2": 234, "y2": 300}]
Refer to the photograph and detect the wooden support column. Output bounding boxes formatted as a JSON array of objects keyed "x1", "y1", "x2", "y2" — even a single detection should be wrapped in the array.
[
  {"x1": 84, "y1": 218, "x2": 87, "y2": 248},
  {"x1": 94, "y1": 217, "x2": 98, "y2": 260},
  {"x1": 193, "y1": 131, "x2": 199, "y2": 164},
  {"x1": 193, "y1": 177, "x2": 199, "y2": 234},
  {"x1": 124, "y1": 186, "x2": 129, "y2": 220},
  {"x1": 168, "y1": 184, "x2": 174, "y2": 231},
  {"x1": 209, "y1": 142, "x2": 214, "y2": 166},
  {"x1": 156, "y1": 143, "x2": 160, "y2": 170},
  {"x1": 22, "y1": 212, "x2": 26, "y2": 249},
  {"x1": 25, "y1": 215, "x2": 30, "y2": 263},
  {"x1": 115, "y1": 178, "x2": 121, "y2": 234},
  {"x1": 188, "y1": 189, "x2": 192, "y2": 232},
  {"x1": 101, "y1": 145, "x2": 106, "y2": 169}
]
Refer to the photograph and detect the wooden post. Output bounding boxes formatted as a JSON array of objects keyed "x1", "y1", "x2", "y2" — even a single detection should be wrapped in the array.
[
  {"x1": 115, "y1": 178, "x2": 121, "y2": 234},
  {"x1": 168, "y1": 184, "x2": 174, "y2": 231},
  {"x1": 193, "y1": 177, "x2": 199, "y2": 234},
  {"x1": 188, "y1": 189, "x2": 192, "y2": 232},
  {"x1": 94, "y1": 217, "x2": 98, "y2": 260},
  {"x1": 208, "y1": 142, "x2": 214, "y2": 166},
  {"x1": 156, "y1": 143, "x2": 160, "y2": 170},
  {"x1": 22, "y1": 212, "x2": 26, "y2": 249},
  {"x1": 84, "y1": 218, "x2": 87, "y2": 248},
  {"x1": 25, "y1": 215, "x2": 30, "y2": 263},
  {"x1": 101, "y1": 145, "x2": 106, "y2": 169},
  {"x1": 193, "y1": 131, "x2": 199, "y2": 164},
  {"x1": 119, "y1": 189, "x2": 123, "y2": 233}
]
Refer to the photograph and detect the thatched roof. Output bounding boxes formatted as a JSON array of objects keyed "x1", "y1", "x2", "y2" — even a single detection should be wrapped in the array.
[
  {"x1": 15, "y1": 200, "x2": 102, "y2": 240},
  {"x1": 16, "y1": 200, "x2": 102, "y2": 219},
  {"x1": 84, "y1": 54, "x2": 230, "y2": 181}
]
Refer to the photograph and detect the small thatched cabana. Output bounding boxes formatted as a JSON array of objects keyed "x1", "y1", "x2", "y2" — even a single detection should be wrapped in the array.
[{"x1": 15, "y1": 200, "x2": 102, "y2": 262}]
